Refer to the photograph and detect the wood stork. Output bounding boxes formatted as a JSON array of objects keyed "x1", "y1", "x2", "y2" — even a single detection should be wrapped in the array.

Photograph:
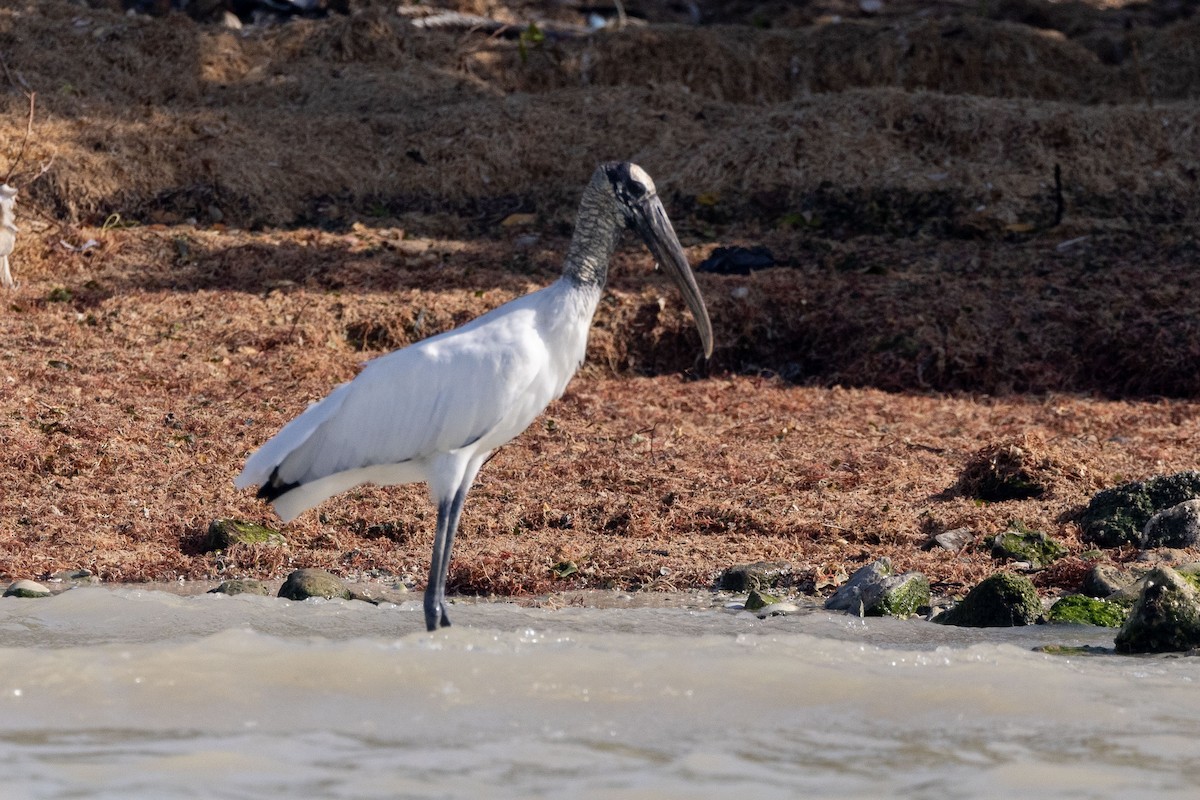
[{"x1": 235, "y1": 162, "x2": 713, "y2": 631}]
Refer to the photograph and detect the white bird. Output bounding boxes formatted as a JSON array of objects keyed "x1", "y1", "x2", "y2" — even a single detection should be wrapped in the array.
[
  {"x1": 0, "y1": 184, "x2": 18, "y2": 289},
  {"x1": 235, "y1": 162, "x2": 713, "y2": 631}
]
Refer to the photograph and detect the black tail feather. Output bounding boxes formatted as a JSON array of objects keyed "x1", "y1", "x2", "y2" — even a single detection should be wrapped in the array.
[{"x1": 257, "y1": 466, "x2": 300, "y2": 503}]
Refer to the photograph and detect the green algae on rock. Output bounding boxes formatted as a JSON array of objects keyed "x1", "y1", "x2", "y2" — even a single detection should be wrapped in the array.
[
  {"x1": 875, "y1": 572, "x2": 931, "y2": 618},
  {"x1": 3, "y1": 579, "x2": 51, "y2": 598},
  {"x1": 745, "y1": 589, "x2": 781, "y2": 611},
  {"x1": 278, "y1": 568, "x2": 352, "y2": 601},
  {"x1": 824, "y1": 558, "x2": 931, "y2": 619},
  {"x1": 1114, "y1": 566, "x2": 1200, "y2": 654},
  {"x1": 205, "y1": 518, "x2": 285, "y2": 550},
  {"x1": 990, "y1": 520, "x2": 1068, "y2": 568},
  {"x1": 1079, "y1": 471, "x2": 1200, "y2": 549},
  {"x1": 208, "y1": 579, "x2": 271, "y2": 596},
  {"x1": 1046, "y1": 594, "x2": 1127, "y2": 627},
  {"x1": 934, "y1": 571, "x2": 1043, "y2": 627}
]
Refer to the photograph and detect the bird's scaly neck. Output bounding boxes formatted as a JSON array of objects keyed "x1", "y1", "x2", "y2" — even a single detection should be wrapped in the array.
[{"x1": 562, "y1": 179, "x2": 625, "y2": 289}]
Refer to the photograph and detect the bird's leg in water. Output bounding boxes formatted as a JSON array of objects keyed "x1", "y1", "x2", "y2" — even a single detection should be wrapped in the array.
[{"x1": 424, "y1": 484, "x2": 469, "y2": 631}]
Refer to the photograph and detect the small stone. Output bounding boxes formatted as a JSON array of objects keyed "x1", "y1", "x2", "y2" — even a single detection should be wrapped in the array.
[
  {"x1": 278, "y1": 568, "x2": 352, "y2": 601},
  {"x1": 206, "y1": 519, "x2": 285, "y2": 550},
  {"x1": 1081, "y1": 563, "x2": 1140, "y2": 599},
  {"x1": 931, "y1": 527, "x2": 973, "y2": 551},
  {"x1": 1135, "y1": 547, "x2": 1193, "y2": 564},
  {"x1": 989, "y1": 520, "x2": 1067, "y2": 569},
  {"x1": 1142, "y1": 499, "x2": 1200, "y2": 548},
  {"x1": 933, "y1": 572, "x2": 1043, "y2": 627},
  {"x1": 49, "y1": 568, "x2": 93, "y2": 582},
  {"x1": 825, "y1": 558, "x2": 930, "y2": 619},
  {"x1": 745, "y1": 589, "x2": 781, "y2": 611},
  {"x1": 755, "y1": 601, "x2": 800, "y2": 618},
  {"x1": 826, "y1": 558, "x2": 891, "y2": 613},
  {"x1": 718, "y1": 561, "x2": 791, "y2": 592},
  {"x1": 348, "y1": 585, "x2": 410, "y2": 606},
  {"x1": 208, "y1": 579, "x2": 271, "y2": 596},
  {"x1": 4, "y1": 579, "x2": 51, "y2": 598},
  {"x1": 1114, "y1": 566, "x2": 1200, "y2": 653}
]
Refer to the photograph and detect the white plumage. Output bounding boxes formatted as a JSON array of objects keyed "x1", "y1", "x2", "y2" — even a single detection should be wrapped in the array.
[{"x1": 236, "y1": 162, "x2": 713, "y2": 631}]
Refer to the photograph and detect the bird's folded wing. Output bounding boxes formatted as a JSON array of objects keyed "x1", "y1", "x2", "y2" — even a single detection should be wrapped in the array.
[{"x1": 237, "y1": 311, "x2": 546, "y2": 490}]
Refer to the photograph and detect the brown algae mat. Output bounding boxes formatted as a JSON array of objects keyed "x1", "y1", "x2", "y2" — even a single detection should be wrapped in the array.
[{"x1": 0, "y1": 0, "x2": 1199, "y2": 599}]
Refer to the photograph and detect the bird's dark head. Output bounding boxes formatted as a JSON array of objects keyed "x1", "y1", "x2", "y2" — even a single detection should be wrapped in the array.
[
  {"x1": 602, "y1": 161, "x2": 658, "y2": 225},
  {"x1": 596, "y1": 161, "x2": 713, "y2": 360}
]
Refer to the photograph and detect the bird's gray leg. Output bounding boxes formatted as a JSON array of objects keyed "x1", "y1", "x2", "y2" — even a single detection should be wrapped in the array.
[
  {"x1": 423, "y1": 483, "x2": 469, "y2": 631},
  {"x1": 424, "y1": 498, "x2": 452, "y2": 632}
]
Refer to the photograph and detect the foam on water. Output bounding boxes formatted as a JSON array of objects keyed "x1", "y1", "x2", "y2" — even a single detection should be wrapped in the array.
[{"x1": 1, "y1": 587, "x2": 1198, "y2": 799}]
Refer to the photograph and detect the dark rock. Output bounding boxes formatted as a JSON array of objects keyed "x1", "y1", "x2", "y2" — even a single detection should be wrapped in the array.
[
  {"x1": 824, "y1": 558, "x2": 930, "y2": 619},
  {"x1": 208, "y1": 579, "x2": 271, "y2": 596},
  {"x1": 1081, "y1": 563, "x2": 1141, "y2": 599},
  {"x1": 278, "y1": 568, "x2": 352, "y2": 601},
  {"x1": 206, "y1": 518, "x2": 285, "y2": 550},
  {"x1": 989, "y1": 520, "x2": 1067, "y2": 568},
  {"x1": 4, "y1": 579, "x2": 51, "y2": 598},
  {"x1": 719, "y1": 561, "x2": 791, "y2": 592},
  {"x1": 696, "y1": 245, "x2": 775, "y2": 275},
  {"x1": 1046, "y1": 594, "x2": 1127, "y2": 627},
  {"x1": 1079, "y1": 471, "x2": 1200, "y2": 548},
  {"x1": 933, "y1": 572, "x2": 1043, "y2": 627},
  {"x1": 1114, "y1": 566, "x2": 1200, "y2": 653},
  {"x1": 825, "y1": 558, "x2": 892, "y2": 613},
  {"x1": 1142, "y1": 499, "x2": 1200, "y2": 548}
]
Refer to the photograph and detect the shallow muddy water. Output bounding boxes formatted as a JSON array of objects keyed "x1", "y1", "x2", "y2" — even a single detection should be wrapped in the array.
[{"x1": 0, "y1": 587, "x2": 1196, "y2": 799}]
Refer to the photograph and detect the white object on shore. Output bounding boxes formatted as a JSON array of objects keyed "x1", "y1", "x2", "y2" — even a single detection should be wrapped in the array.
[{"x1": 0, "y1": 184, "x2": 17, "y2": 289}]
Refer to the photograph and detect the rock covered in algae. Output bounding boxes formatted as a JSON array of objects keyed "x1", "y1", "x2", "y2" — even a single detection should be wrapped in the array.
[
  {"x1": 208, "y1": 579, "x2": 271, "y2": 596},
  {"x1": 824, "y1": 558, "x2": 931, "y2": 619},
  {"x1": 3, "y1": 579, "x2": 51, "y2": 598},
  {"x1": 1141, "y1": 499, "x2": 1200, "y2": 549},
  {"x1": 278, "y1": 568, "x2": 352, "y2": 601},
  {"x1": 718, "y1": 561, "x2": 791, "y2": 592},
  {"x1": 206, "y1": 518, "x2": 285, "y2": 550},
  {"x1": 1114, "y1": 566, "x2": 1200, "y2": 654},
  {"x1": 745, "y1": 589, "x2": 781, "y2": 611},
  {"x1": 1046, "y1": 594, "x2": 1127, "y2": 627},
  {"x1": 934, "y1": 571, "x2": 1043, "y2": 627},
  {"x1": 1078, "y1": 471, "x2": 1200, "y2": 549},
  {"x1": 989, "y1": 520, "x2": 1067, "y2": 568}
]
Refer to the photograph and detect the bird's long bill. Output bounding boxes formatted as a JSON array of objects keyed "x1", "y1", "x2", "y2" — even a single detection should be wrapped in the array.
[{"x1": 633, "y1": 196, "x2": 714, "y2": 359}]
